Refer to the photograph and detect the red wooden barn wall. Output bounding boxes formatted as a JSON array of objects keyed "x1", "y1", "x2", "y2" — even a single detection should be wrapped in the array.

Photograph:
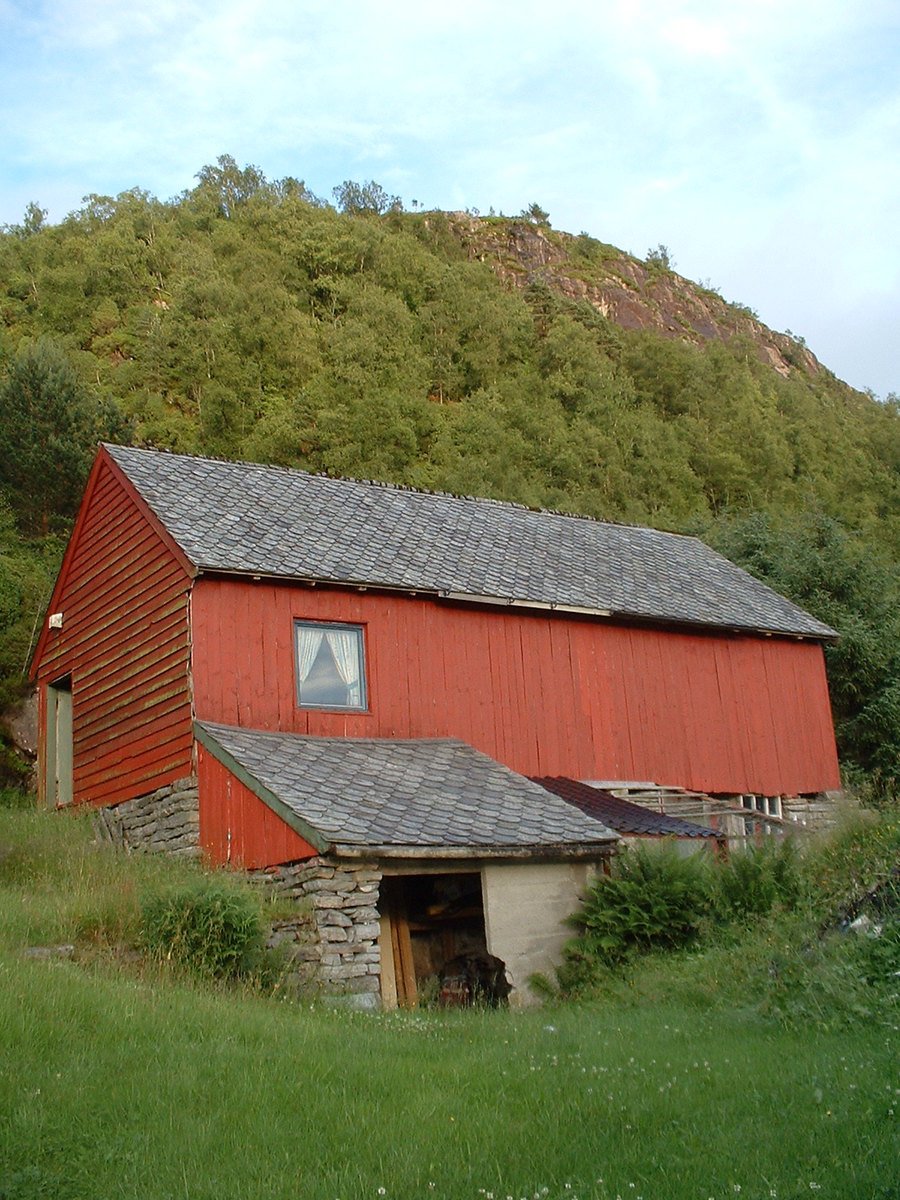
[
  {"x1": 32, "y1": 456, "x2": 194, "y2": 807},
  {"x1": 191, "y1": 578, "x2": 840, "y2": 796},
  {"x1": 197, "y1": 745, "x2": 318, "y2": 867}
]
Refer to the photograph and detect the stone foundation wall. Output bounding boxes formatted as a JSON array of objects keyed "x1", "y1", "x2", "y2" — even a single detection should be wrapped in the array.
[
  {"x1": 93, "y1": 783, "x2": 382, "y2": 1002},
  {"x1": 247, "y1": 857, "x2": 383, "y2": 1003},
  {"x1": 783, "y1": 792, "x2": 842, "y2": 832},
  {"x1": 94, "y1": 776, "x2": 200, "y2": 857}
]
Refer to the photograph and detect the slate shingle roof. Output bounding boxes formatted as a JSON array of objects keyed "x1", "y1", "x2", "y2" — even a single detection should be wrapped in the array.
[
  {"x1": 106, "y1": 445, "x2": 835, "y2": 639},
  {"x1": 532, "y1": 776, "x2": 722, "y2": 839},
  {"x1": 195, "y1": 722, "x2": 617, "y2": 856}
]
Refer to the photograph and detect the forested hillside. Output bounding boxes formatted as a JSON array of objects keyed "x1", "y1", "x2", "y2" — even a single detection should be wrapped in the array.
[{"x1": 1, "y1": 158, "x2": 898, "y2": 792}]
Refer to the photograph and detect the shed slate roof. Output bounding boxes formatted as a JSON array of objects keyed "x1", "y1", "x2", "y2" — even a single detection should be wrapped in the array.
[
  {"x1": 195, "y1": 722, "x2": 617, "y2": 857},
  {"x1": 106, "y1": 445, "x2": 835, "y2": 639},
  {"x1": 532, "y1": 776, "x2": 722, "y2": 839}
]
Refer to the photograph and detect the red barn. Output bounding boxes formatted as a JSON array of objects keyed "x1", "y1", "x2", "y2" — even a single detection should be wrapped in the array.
[{"x1": 31, "y1": 445, "x2": 839, "y2": 1004}]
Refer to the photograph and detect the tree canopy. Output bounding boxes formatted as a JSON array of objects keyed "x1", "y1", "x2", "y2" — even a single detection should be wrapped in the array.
[
  {"x1": 0, "y1": 160, "x2": 897, "y2": 790},
  {"x1": 0, "y1": 338, "x2": 126, "y2": 534}
]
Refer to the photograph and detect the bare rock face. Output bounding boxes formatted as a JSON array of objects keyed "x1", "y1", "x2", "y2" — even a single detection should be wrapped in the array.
[
  {"x1": 447, "y1": 215, "x2": 821, "y2": 379},
  {"x1": 3, "y1": 691, "x2": 38, "y2": 757},
  {"x1": 1, "y1": 690, "x2": 38, "y2": 786}
]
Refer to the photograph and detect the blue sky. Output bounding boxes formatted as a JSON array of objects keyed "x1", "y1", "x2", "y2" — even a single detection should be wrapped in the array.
[{"x1": 1, "y1": 0, "x2": 898, "y2": 398}]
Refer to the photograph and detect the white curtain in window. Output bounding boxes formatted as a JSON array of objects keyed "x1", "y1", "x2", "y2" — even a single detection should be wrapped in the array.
[
  {"x1": 297, "y1": 627, "x2": 325, "y2": 682},
  {"x1": 326, "y1": 629, "x2": 361, "y2": 703}
]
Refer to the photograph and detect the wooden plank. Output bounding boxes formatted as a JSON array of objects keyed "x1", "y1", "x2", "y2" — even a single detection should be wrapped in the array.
[
  {"x1": 197, "y1": 750, "x2": 318, "y2": 867},
  {"x1": 713, "y1": 639, "x2": 752, "y2": 791},
  {"x1": 65, "y1": 522, "x2": 170, "y2": 598},
  {"x1": 391, "y1": 906, "x2": 418, "y2": 1008},
  {"x1": 378, "y1": 913, "x2": 399, "y2": 1010},
  {"x1": 79, "y1": 711, "x2": 192, "y2": 773},
  {"x1": 75, "y1": 680, "x2": 190, "y2": 741},
  {"x1": 34, "y1": 455, "x2": 194, "y2": 810},
  {"x1": 81, "y1": 747, "x2": 194, "y2": 806},
  {"x1": 187, "y1": 574, "x2": 841, "y2": 801},
  {"x1": 78, "y1": 638, "x2": 189, "y2": 708}
]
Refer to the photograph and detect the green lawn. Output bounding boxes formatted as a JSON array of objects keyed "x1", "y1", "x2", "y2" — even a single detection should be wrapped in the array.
[
  {"x1": 1, "y1": 954, "x2": 896, "y2": 1200},
  {"x1": 0, "y1": 804, "x2": 896, "y2": 1200}
]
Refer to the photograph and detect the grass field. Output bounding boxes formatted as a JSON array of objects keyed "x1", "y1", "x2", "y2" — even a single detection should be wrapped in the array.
[
  {"x1": 2, "y1": 958, "x2": 896, "y2": 1200},
  {"x1": 1, "y1": 804, "x2": 897, "y2": 1200}
]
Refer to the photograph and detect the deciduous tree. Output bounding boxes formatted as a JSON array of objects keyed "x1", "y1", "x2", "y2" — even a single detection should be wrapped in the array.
[{"x1": 0, "y1": 339, "x2": 125, "y2": 533}]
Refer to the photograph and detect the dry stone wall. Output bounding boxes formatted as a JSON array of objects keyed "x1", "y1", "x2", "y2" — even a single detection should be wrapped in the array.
[
  {"x1": 94, "y1": 782, "x2": 382, "y2": 1004},
  {"x1": 94, "y1": 776, "x2": 200, "y2": 857},
  {"x1": 247, "y1": 856, "x2": 383, "y2": 1006},
  {"x1": 783, "y1": 793, "x2": 842, "y2": 831}
]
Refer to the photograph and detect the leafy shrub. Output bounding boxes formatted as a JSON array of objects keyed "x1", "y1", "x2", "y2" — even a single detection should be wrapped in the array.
[
  {"x1": 711, "y1": 839, "x2": 802, "y2": 921},
  {"x1": 569, "y1": 843, "x2": 711, "y2": 967},
  {"x1": 849, "y1": 768, "x2": 900, "y2": 812},
  {"x1": 0, "y1": 784, "x2": 33, "y2": 810},
  {"x1": 645, "y1": 243, "x2": 673, "y2": 271},
  {"x1": 559, "y1": 814, "x2": 900, "y2": 1026},
  {"x1": 140, "y1": 879, "x2": 265, "y2": 981},
  {"x1": 804, "y1": 809, "x2": 900, "y2": 915}
]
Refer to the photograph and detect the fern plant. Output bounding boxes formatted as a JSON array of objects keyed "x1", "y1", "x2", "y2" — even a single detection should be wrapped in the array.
[{"x1": 569, "y1": 843, "x2": 711, "y2": 966}]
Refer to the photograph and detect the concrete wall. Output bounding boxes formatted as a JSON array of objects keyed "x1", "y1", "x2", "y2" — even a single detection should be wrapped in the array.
[{"x1": 481, "y1": 861, "x2": 595, "y2": 1005}]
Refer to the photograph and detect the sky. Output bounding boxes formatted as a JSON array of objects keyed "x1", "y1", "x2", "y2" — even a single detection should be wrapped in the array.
[{"x1": 1, "y1": 0, "x2": 898, "y2": 399}]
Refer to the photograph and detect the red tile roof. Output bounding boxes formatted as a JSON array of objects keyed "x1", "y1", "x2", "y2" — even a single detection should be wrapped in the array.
[{"x1": 532, "y1": 776, "x2": 722, "y2": 839}]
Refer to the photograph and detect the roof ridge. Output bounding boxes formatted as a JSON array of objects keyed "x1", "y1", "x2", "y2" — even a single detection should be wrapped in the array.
[{"x1": 102, "y1": 442, "x2": 688, "y2": 539}]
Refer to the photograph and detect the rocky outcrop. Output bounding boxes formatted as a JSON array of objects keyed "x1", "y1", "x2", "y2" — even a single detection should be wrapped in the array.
[
  {"x1": 0, "y1": 692, "x2": 38, "y2": 788},
  {"x1": 446, "y1": 215, "x2": 822, "y2": 379}
]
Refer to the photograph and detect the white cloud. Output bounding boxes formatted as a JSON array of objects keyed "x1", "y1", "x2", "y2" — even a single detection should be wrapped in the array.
[{"x1": 660, "y1": 15, "x2": 732, "y2": 58}]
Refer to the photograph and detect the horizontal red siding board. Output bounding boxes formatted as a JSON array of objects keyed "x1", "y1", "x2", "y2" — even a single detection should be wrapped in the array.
[
  {"x1": 191, "y1": 578, "x2": 840, "y2": 795},
  {"x1": 198, "y1": 746, "x2": 318, "y2": 868},
  {"x1": 79, "y1": 708, "x2": 193, "y2": 771},
  {"x1": 65, "y1": 552, "x2": 185, "y2": 624},
  {"x1": 33, "y1": 458, "x2": 193, "y2": 807},
  {"x1": 80, "y1": 742, "x2": 195, "y2": 808}
]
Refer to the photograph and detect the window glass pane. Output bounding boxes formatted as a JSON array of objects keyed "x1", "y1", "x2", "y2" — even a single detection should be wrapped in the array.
[{"x1": 296, "y1": 623, "x2": 366, "y2": 709}]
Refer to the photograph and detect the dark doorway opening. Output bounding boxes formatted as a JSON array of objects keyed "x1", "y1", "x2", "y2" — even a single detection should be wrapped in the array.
[{"x1": 380, "y1": 872, "x2": 497, "y2": 1007}]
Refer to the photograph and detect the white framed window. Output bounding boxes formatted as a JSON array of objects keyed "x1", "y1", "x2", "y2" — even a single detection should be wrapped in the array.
[
  {"x1": 294, "y1": 621, "x2": 367, "y2": 711},
  {"x1": 741, "y1": 794, "x2": 782, "y2": 819}
]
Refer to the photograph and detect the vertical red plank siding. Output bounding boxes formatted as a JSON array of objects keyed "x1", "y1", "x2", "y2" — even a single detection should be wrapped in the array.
[
  {"x1": 197, "y1": 746, "x2": 318, "y2": 868},
  {"x1": 32, "y1": 458, "x2": 194, "y2": 807},
  {"x1": 191, "y1": 578, "x2": 840, "y2": 795}
]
